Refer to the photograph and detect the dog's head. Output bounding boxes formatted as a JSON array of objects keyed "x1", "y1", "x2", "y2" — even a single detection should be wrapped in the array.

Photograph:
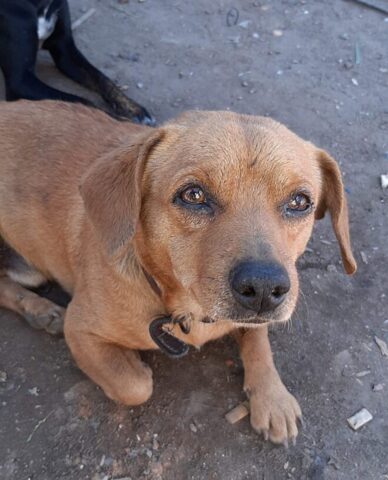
[{"x1": 80, "y1": 111, "x2": 356, "y2": 326}]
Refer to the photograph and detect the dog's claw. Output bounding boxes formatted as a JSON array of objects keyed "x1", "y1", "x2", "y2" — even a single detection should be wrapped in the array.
[{"x1": 298, "y1": 415, "x2": 305, "y2": 428}]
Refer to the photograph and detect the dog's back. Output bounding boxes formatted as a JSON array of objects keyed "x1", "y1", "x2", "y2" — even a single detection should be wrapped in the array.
[{"x1": 0, "y1": 100, "x2": 142, "y2": 288}]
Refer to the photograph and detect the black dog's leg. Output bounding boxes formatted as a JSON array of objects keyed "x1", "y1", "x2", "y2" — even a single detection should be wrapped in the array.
[
  {"x1": 0, "y1": 2, "x2": 94, "y2": 105},
  {"x1": 44, "y1": 2, "x2": 155, "y2": 125}
]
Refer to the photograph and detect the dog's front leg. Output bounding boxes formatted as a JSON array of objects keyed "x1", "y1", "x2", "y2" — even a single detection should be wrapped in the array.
[
  {"x1": 64, "y1": 302, "x2": 153, "y2": 406},
  {"x1": 233, "y1": 326, "x2": 301, "y2": 445}
]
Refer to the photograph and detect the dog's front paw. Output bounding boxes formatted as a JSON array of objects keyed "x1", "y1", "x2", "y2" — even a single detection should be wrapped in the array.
[{"x1": 247, "y1": 374, "x2": 302, "y2": 445}]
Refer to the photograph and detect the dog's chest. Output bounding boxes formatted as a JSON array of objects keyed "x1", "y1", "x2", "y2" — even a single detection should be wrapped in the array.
[{"x1": 37, "y1": 3, "x2": 58, "y2": 42}]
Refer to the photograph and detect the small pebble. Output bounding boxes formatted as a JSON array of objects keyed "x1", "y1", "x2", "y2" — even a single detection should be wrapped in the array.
[
  {"x1": 189, "y1": 423, "x2": 197, "y2": 433},
  {"x1": 241, "y1": 80, "x2": 249, "y2": 87},
  {"x1": 272, "y1": 29, "x2": 283, "y2": 37},
  {"x1": 351, "y1": 78, "x2": 359, "y2": 86},
  {"x1": 136, "y1": 82, "x2": 144, "y2": 89},
  {"x1": 372, "y1": 383, "x2": 384, "y2": 392},
  {"x1": 380, "y1": 174, "x2": 388, "y2": 189}
]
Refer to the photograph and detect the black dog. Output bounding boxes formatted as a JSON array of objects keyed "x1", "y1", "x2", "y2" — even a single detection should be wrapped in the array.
[{"x1": 0, "y1": 0, "x2": 154, "y2": 124}]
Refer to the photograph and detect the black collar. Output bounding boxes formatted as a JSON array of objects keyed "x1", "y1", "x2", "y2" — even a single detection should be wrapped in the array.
[{"x1": 142, "y1": 267, "x2": 190, "y2": 358}]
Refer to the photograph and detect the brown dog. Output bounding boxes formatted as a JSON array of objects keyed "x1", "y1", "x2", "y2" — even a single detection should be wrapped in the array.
[{"x1": 0, "y1": 100, "x2": 356, "y2": 444}]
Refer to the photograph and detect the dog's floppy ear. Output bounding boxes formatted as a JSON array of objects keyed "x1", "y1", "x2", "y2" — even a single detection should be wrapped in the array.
[
  {"x1": 315, "y1": 149, "x2": 357, "y2": 274},
  {"x1": 80, "y1": 128, "x2": 165, "y2": 256}
]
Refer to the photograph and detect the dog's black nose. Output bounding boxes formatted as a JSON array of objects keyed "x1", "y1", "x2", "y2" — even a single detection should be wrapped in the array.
[{"x1": 229, "y1": 261, "x2": 290, "y2": 313}]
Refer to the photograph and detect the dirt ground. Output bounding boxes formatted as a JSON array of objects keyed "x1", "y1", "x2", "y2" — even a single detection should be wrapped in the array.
[{"x1": 1, "y1": 0, "x2": 388, "y2": 479}]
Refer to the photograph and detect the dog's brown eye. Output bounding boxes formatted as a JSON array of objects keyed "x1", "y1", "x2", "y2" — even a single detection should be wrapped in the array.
[
  {"x1": 285, "y1": 193, "x2": 312, "y2": 216},
  {"x1": 180, "y1": 186, "x2": 206, "y2": 205}
]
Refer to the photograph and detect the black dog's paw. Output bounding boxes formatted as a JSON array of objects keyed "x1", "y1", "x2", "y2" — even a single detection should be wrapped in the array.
[{"x1": 132, "y1": 106, "x2": 156, "y2": 127}]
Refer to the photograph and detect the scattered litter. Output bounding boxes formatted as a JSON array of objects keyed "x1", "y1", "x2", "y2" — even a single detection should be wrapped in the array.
[
  {"x1": 28, "y1": 387, "x2": 39, "y2": 396},
  {"x1": 0, "y1": 371, "x2": 7, "y2": 383},
  {"x1": 241, "y1": 80, "x2": 249, "y2": 87},
  {"x1": 226, "y1": 7, "x2": 239, "y2": 27},
  {"x1": 136, "y1": 82, "x2": 144, "y2": 89},
  {"x1": 26, "y1": 410, "x2": 54, "y2": 442},
  {"x1": 347, "y1": 408, "x2": 373, "y2": 431},
  {"x1": 347, "y1": 0, "x2": 388, "y2": 15},
  {"x1": 355, "y1": 370, "x2": 370, "y2": 377},
  {"x1": 372, "y1": 383, "x2": 384, "y2": 392},
  {"x1": 374, "y1": 336, "x2": 388, "y2": 356},
  {"x1": 272, "y1": 29, "x2": 283, "y2": 37},
  {"x1": 225, "y1": 401, "x2": 249, "y2": 424},
  {"x1": 354, "y1": 43, "x2": 361, "y2": 65},
  {"x1": 252, "y1": 32, "x2": 260, "y2": 39},
  {"x1": 360, "y1": 251, "x2": 368, "y2": 264},
  {"x1": 380, "y1": 174, "x2": 388, "y2": 189},
  {"x1": 238, "y1": 20, "x2": 251, "y2": 29},
  {"x1": 351, "y1": 78, "x2": 359, "y2": 86},
  {"x1": 320, "y1": 239, "x2": 332, "y2": 245},
  {"x1": 71, "y1": 8, "x2": 96, "y2": 30}
]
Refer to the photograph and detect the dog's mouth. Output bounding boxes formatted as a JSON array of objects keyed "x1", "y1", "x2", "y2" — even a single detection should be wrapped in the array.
[{"x1": 200, "y1": 313, "x2": 279, "y2": 326}]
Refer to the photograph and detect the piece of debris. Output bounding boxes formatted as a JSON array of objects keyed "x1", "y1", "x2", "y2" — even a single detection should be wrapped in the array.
[
  {"x1": 355, "y1": 370, "x2": 370, "y2": 377},
  {"x1": 347, "y1": 408, "x2": 373, "y2": 431},
  {"x1": 27, "y1": 410, "x2": 54, "y2": 442},
  {"x1": 380, "y1": 174, "x2": 388, "y2": 189},
  {"x1": 241, "y1": 80, "x2": 249, "y2": 87},
  {"x1": 226, "y1": 7, "x2": 239, "y2": 27},
  {"x1": 351, "y1": 78, "x2": 359, "y2": 86},
  {"x1": 71, "y1": 8, "x2": 96, "y2": 30},
  {"x1": 374, "y1": 336, "x2": 388, "y2": 356},
  {"x1": 28, "y1": 387, "x2": 39, "y2": 396},
  {"x1": 272, "y1": 29, "x2": 283, "y2": 37},
  {"x1": 372, "y1": 383, "x2": 384, "y2": 392},
  {"x1": 0, "y1": 371, "x2": 7, "y2": 383},
  {"x1": 238, "y1": 20, "x2": 251, "y2": 29},
  {"x1": 136, "y1": 82, "x2": 144, "y2": 89},
  {"x1": 225, "y1": 401, "x2": 249, "y2": 424},
  {"x1": 360, "y1": 251, "x2": 368, "y2": 264}
]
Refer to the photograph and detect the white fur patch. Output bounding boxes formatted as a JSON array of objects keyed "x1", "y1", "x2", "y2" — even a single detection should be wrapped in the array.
[
  {"x1": 7, "y1": 269, "x2": 47, "y2": 288},
  {"x1": 37, "y1": 8, "x2": 58, "y2": 41}
]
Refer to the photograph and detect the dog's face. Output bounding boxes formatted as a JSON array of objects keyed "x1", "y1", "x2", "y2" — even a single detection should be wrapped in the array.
[{"x1": 81, "y1": 111, "x2": 356, "y2": 326}]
